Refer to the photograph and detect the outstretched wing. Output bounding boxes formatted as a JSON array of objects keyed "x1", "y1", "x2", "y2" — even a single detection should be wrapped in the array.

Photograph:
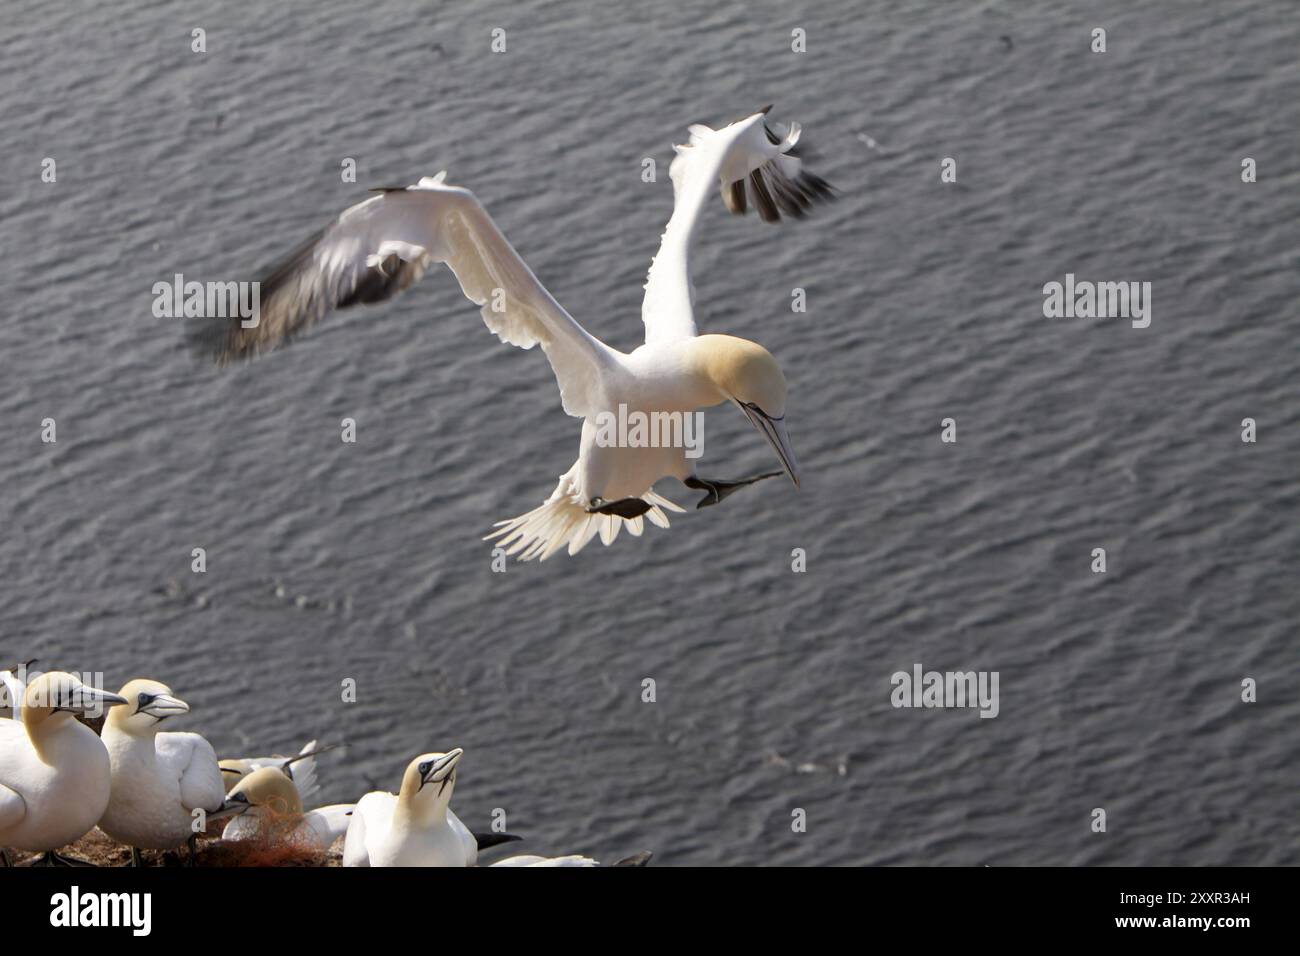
[
  {"x1": 640, "y1": 107, "x2": 835, "y2": 345},
  {"x1": 195, "y1": 175, "x2": 620, "y2": 418}
]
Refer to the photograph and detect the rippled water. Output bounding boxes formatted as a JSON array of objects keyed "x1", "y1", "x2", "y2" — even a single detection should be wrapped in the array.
[{"x1": 1, "y1": 0, "x2": 1296, "y2": 864}]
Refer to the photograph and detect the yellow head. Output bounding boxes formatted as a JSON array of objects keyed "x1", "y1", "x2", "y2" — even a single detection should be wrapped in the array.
[
  {"x1": 690, "y1": 334, "x2": 800, "y2": 486},
  {"x1": 397, "y1": 749, "x2": 463, "y2": 820},
  {"x1": 227, "y1": 767, "x2": 304, "y2": 816},
  {"x1": 692, "y1": 334, "x2": 788, "y2": 415},
  {"x1": 19, "y1": 671, "x2": 127, "y2": 746},
  {"x1": 106, "y1": 678, "x2": 192, "y2": 735}
]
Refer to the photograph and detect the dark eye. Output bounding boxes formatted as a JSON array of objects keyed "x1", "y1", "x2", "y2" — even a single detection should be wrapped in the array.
[{"x1": 419, "y1": 762, "x2": 431, "y2": 776}]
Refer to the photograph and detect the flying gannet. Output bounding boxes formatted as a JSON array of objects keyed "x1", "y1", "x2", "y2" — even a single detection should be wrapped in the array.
[
  {"x1": 219, "y1": 739, "x2": 335, "y2": 803},
  {"x1": 0, "y1": 659, "x2": 36, "y2": 720},
  {"x1": 194, "y1": 107, "x2": 835, "y2": 559},
  {"x1": 98, "y1": 679, "x2": 229, "y2": 866},
  {"x1": 221, "y1": 767, "x2": 354, "y2": 852},
  {"x1": 0, "y1": 672, "x2": 128, "y2": 866}
]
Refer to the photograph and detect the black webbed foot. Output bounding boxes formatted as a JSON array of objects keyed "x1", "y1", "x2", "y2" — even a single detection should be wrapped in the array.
[
  {"x1": 685, "y1": 471, "x2": 785, "y2": 509},
  {"x1": 588, "y1": 497, "x2": 652, "y2": 519}
]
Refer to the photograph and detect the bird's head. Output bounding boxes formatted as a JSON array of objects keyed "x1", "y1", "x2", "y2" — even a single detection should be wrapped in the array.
[
  {"x1": 399, "y1": 749, "x2": 463, "y2": 816},
  {"x1": 226, "y1": 767, "x2": 304, "y2": 816},
  {"x1": 21, "y1": 671, "x2": 128, "y2": 727},
  {"x1": 107, "y1": 678, "x2": 191, "y2": 735},
  {"x1": 691, "y1": 334, "x2": 800, "y2": 486}
]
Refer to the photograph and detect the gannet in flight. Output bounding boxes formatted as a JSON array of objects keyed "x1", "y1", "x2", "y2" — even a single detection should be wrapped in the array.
[
  {"x1": 195, "y1": 107, "x2": 835, "y2": 559},
  {"x1": 0, "y1": 659, "x2": 36, "y2": 720},
  {"x1": 219, "y1": 739, "x2": 335, "y2": 803},
  {"x1": 98, "y1": 679, "x2": 229, "y2": 866},
  {"x1": 0, "y1": 672, "x2": 128, "y2": 866},
  {"x1": 221, "y1": 767, "x2": 354, "y2": 852}
]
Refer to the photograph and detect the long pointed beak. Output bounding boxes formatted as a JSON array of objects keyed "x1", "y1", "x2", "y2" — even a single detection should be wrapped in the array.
[
  {"x1": 142, "y1": 694, "x2": 190, "y2": 719},
  {"x1": 737, "y1": 402, "x2": 801, "y2": 488},
  {"x1": 64, "y1": 685, "x2": 128, "y2": 715},
  {"x1": 84, "y1": 687, "x2": 129, "y2": 709},
  {"x1": 421, "y1": 748, "x2": 464, "y2": 788},
  {"x1": 212, "y1": 795, "x2": 252, "y2": 821}
]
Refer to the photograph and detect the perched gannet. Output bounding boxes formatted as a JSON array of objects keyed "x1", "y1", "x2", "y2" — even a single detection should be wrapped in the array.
[
  {"x1": 195, "y1": 107, "x2": 835, "y2": 559},
  {"x1": 0, "y1": 672, "x2": 128, "y2": 866},
  {"x1": 344, "y1": 750, "x2": 470, "y2": 866},
  {"x1": 98, "y1": 679, "x2": 227, "y2": 865},
  {"x1": 219, "y1": 739, "x2": 333, "y2": 803},
  {"x1": 0, "y1": 659, "x2": 36, "y2": 720},
  {"x1": 221, "y1": 767, "x2": 353, "y2": 851},
  {"x1": 344, "y1": 749, "x2": 634, "y2": 867}
]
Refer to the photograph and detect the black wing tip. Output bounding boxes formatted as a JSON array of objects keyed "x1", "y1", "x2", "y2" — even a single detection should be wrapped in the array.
[
  {"x1": 185, "y1": 222, "x2": 339, "y2": 368},
  {"x1": 474, "y1": 831, "x2": 525, "y2": 850},
  {"x1": 183, "y1": 306, "x2": 282, "y2": 368},
  {"x1": 613, "y1": 851, "x2": 654, "y2": 867},
  {"x1": 727, "y1": 165, "x2": 837, "y2": 223}
]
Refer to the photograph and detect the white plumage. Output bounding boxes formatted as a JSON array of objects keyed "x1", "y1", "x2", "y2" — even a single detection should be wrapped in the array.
[
  {"x1": 0, "y1": 660, "x2": 31, "y2": 720},
  {"x1": 0, "y1": 672, "x2": 127, "y2": 859},
  {"x1": 219, "y1": 738, "x2": 329, "y2": 805},
  {"x1": 199, "y1": 108, "x2": 834, "y2": 559},
  {"x1": 98, "y1": 679, "x2": 227, "y2": 852},
  {"x1": 221, "y1": 767, "x2": 353, "y2": 852}
]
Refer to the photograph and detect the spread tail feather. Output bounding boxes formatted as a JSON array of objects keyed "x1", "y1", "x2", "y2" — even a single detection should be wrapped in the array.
[{"x1": 485, "y1": 485, "x2": 684, "y2": 561}]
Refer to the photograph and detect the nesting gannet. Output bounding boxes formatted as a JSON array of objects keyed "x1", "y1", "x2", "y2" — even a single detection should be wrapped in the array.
[
  {"x1": 195, "y1": 107, "x2": 835, "y2": 559},
  {"x1": 0, "y1": 659, "x2": 35, "y2": 720},
  {"x1": 343, "y1": 750, "x2": 470, "y2": 866},
  {"x1": 98, "y1": 679, "x2": 227, "y2": 865},
  {"x1": 221, "y1": 767, "x2": 354, "y2": 851},
  {"x1": 0, "y1": 672, "x2": 128, "y2": 865},
  {"x1": 343, "y1": 749, "x2": 634, "y2": 867},
  {"x1": 219, "y1": 739, "x2": 334, "y2": 803}
]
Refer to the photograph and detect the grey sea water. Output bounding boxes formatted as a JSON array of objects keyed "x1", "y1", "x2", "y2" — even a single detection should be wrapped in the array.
[{"x1": 1, "y1": 0, "x2": 1296, "y2": 865}]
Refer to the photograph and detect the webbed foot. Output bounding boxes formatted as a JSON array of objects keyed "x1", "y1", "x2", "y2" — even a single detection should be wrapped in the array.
[
  {"x1": 587, "y1": 497, "x2": 652, "y2": 519},
  {"x1": 684, "y1": 471, "x2": 785, "y2": 509}
]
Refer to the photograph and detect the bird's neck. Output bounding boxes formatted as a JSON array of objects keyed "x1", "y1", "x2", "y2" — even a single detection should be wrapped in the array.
[
  {"x1": 21, "y1": 708, "x2": 76, "y2": 761},
  {"x1": 396, "y1": 789, "x2": 450, "y2": 829}
]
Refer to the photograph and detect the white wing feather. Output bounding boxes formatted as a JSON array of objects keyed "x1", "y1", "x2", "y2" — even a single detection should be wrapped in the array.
[
  {"x1": 203, "y1": 176, "x2": 621, "y2": 419},
  {"x1": 0, "y1": 780, "x2": 26, "y2": 833},
  {"x1": 156, "y1": 732, "x2": 225, "y2": 814}
]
